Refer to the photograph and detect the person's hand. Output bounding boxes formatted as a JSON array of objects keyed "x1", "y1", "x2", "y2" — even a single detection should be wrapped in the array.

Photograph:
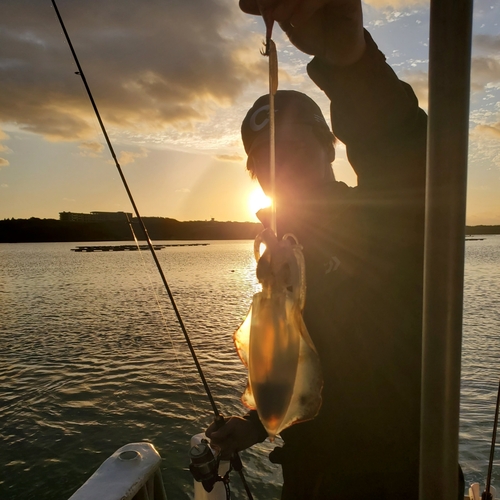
[
  {"x1": 239, "y1": 0, "x2": 366, "y2": 66},
  {"x1": 206, "y1": 416, "x2": 265, "y2": 460}
]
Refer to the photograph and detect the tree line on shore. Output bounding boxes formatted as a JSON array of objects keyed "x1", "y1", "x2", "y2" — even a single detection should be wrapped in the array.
[
  {"x1": 0, "y1": 217, "x2": 263, "y2": 243},
  {"x1": 1, "y1": 217, "x2": 499, "y2": 243}
]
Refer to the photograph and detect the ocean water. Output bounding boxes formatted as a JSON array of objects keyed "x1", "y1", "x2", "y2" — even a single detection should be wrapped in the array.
[
  {"x1": 460, "y1": 235, "x2": 500, "y2": 484},
  {"x1": 1, "y1": 237, "x2": 499, "y2": 499}
]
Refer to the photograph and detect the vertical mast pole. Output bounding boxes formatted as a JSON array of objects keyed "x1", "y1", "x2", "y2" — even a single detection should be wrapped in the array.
[{"x1": 419, "y1": 1, "x2": 473, "y2": 499}]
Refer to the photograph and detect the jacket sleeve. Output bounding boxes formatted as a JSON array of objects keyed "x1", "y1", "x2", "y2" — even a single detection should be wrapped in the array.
[{"x1": 307, "y1": 29, "x2": 427, "y2": 193}]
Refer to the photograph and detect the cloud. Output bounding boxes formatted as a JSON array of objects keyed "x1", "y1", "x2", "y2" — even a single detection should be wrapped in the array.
[
  {"x1": 118, "y1": 147, "x2": 148, "y2": 165},
  {"x1": 78, "y1": 141, "x2": 104, "y2": 157},
  {"x1": 0, "y1": 0, "x2": 264, "y2": 142},
  {"x1": 400, "y1": 70, "x2": 428, "y2": 110},
  {"x1": 0, "y1": 130, "x2": 11, "y2": 157},
  {"x1": 364, "y1": 0, "x2": 426, "y2": 11},
  {"x1": 1, "y1": 183, "x2": 8, "y2": 188},
  {"x1": 474, "y1": 34, "x2": 500, "y2": 54},
  {"x1": 474, "y1": 123, "x2": 500, "y2": 140},
  {"x1": 0, "y1": 158, "x2": 10, "y2": 167},
  {"x1": 214, "y1": 153, "x2": 244, "y2": 162},
  {"x1": 402, "y1": 56, "x2": 500, "y2": 104},
  {"x1": 175, "y1": 188, "x2": 191, "y2": 193},
  {"x1": 471, "y1": 57, "x2": 500, "y2": 92}
]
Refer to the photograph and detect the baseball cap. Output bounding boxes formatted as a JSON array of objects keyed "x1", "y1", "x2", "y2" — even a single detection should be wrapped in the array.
[{"x1": 241, "y1": 90, "x2": 332, "y2": 156}]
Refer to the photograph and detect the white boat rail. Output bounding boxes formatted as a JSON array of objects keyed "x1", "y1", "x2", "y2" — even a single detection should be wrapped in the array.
[{"x1": 68, "y1": 442, "x2": 167, "y2": 500}]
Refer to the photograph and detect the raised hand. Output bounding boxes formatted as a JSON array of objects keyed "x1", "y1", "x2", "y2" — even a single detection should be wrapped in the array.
[{"x1": 239, "y1": 0, "x2": 366, "y2": 66}]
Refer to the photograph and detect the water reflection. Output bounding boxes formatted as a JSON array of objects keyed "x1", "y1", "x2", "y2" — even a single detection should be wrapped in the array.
[{"x1": 1, "y1": 237, "x2": 500, "y2": 498}]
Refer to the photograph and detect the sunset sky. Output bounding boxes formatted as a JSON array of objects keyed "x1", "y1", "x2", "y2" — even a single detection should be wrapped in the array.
[{"x1": 1, "y1": 0, "x2": 500, "y2": 224}]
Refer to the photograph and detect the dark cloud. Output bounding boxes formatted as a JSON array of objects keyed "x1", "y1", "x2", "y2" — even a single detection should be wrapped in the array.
[{"x1": 0, "y1": 0, "x2": 265, "y2": 141}]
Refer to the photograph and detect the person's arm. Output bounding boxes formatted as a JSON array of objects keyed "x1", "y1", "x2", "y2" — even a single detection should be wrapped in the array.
[
  {"x1": 307, "y1": 30, "x2": 427, "y2": 189},
  {"x1": 239, "y1": 0, "x2": 426, "y2": 188},
  {"x1": 239, "y1": 0, "x2": 366, "y2": 66}
]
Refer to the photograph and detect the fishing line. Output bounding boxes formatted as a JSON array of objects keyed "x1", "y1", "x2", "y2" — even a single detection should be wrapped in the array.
[
  {"x1": 50, "y1": 0, "x2": 221, "y2": 419},
  {"x1": 261, "y1": 11, "x2": 278, "y2": 235},
  {"x1": 51, "y1": 3, "x2": 255, "y2": 497},
  {"x1": 124, "y1": 215, "x2": 200, "y2": 419}
]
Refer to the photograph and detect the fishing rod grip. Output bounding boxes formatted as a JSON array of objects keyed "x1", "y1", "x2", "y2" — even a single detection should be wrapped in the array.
[{"x1": 214, "y1": 414, "x2": 225, "y2": 430}]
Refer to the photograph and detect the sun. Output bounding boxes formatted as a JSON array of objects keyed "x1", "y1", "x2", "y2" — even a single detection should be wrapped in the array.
[{"x1": 248, "y1": 186, "x2": 272, "y2": 216}]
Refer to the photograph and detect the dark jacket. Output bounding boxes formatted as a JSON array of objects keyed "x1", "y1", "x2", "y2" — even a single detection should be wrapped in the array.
[{"x1": 251, "y1": 30, "x2": 427, "y2": 499}]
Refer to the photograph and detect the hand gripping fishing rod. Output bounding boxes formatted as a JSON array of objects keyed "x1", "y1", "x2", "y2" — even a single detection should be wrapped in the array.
[{"x1": 50, "y1": 1, "x2": 253, "y2": 498}]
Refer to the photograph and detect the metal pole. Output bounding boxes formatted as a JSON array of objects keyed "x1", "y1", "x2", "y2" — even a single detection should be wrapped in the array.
[{"x1": 419, "y1": 0, "x2": 473, "y2": 499}]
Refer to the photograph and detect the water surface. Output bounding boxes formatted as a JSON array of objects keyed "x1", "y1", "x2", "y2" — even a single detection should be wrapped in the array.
[{"x1": 1, "y1": 237, "x2": 500, "y2": 499}]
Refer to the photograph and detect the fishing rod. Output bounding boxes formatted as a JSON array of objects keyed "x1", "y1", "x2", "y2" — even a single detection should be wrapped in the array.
[
  {"x1": 50, "y1": 1, "x2": 253, "y2": 497},
  {"x1": 483, "y1": 377, "x2": 500, "y2": 500},
  {"x1": 50, "y1": 0, "x2": 218, "y2": 421}
]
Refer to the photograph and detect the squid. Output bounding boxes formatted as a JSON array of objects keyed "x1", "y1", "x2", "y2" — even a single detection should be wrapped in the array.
[{"x1": 234, "y1": 229, "x2": 323, "y2": 440}]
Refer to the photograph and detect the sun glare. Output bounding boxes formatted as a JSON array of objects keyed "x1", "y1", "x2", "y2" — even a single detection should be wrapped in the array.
[{"x1": 248, "y1": 186, "x2": 272, "y2": 216}]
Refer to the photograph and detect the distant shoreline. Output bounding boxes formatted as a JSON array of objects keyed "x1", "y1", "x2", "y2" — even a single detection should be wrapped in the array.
[
  {"x1": 464, "y1": 225, "x2": 500, "y2": 235},
  {"x1": 1, "y1": 217, "x2": 499, "y2": 243},
  {"x1": 0, "y1": 217, "x2": 262, "y2": 243}
]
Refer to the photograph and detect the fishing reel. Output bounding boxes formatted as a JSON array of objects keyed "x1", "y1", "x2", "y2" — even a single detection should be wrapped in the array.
[{"x1": 189, "y1": 437, "x2": 229, "y2": 493}]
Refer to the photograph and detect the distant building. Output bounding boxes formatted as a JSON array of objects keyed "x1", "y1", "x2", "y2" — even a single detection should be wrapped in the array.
[
  {"x1": 59, "y1": 211, "x2": 94, "y2": 222},
  {"x1": 89, "y1": 211, "x2": 133, "y2": 222},
  {"x1": 59, "y1": 211, "x2": 133, "y2": 223}
]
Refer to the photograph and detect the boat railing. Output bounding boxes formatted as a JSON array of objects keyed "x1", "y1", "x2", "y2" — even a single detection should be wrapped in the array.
[{"x1": 68, "y1": 442, "x2": 167, "y2": 500}]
